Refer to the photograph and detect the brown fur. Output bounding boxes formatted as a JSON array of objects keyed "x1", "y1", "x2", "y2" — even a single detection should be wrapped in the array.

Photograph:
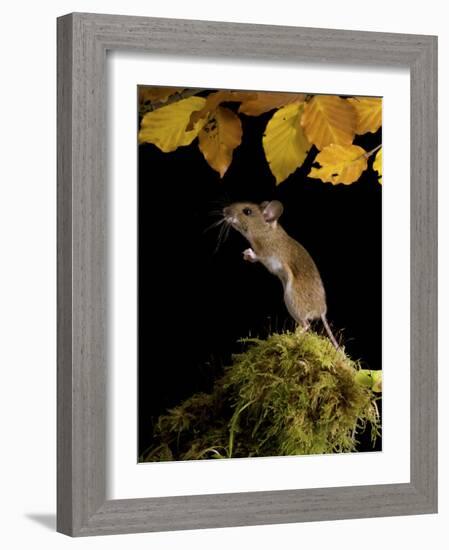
[{"x1": 223, "y1": 200, "x2": 338, "y2": 347}]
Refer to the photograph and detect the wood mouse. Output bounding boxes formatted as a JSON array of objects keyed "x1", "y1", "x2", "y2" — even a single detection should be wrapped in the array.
[{"x1": 223, "y1": 200, "x2": 339, "y2": 348}]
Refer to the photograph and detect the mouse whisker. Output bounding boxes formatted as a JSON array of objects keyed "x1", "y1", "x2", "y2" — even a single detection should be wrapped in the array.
[
  {"x1": 224, "y1": 222, "x2": 231, "y2": 243},
  {"x1": 213, "y1": 220, "x2": 230, "y2": 255},
  {"x1": 215, "y1": 223, "x2": 226, "y2": 252},
  {"x1": 203, "y1": 217, "x2": 225, "y2": 234}
]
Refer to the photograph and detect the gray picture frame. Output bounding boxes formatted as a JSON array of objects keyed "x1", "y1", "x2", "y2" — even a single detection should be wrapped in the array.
[{"x1": 57, "y1": 12, "x2": 438, "y2": 537}]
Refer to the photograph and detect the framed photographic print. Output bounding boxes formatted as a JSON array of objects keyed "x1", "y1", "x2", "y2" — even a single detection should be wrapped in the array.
[
  {"x1": 57, "y1": 13, "x2": 437, "y2": 536},
  {"x1": 136, "y1": 85, "x2": 383, "y2": 464}
]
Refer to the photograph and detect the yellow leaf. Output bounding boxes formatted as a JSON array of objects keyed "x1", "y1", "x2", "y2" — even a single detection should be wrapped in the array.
[
  {"x1": 198, "y1": 106, "x2": 242, "y2": 178},
  {"x1": 263, "y1": 102, "x2": 311, "y2": 185},
  {"x1": 372, "y1": 371, "x2": 382, "y2": 393},
  {"x1": 347, "y1": 97, "x2": 382, "y2": 134},
  {"x1": 139, "y1": 96, "x2": 206, "y2": 152},
  {"x1": 373, "y1": 147, "x2": 382, "y2": 184},
  {"x1": 354, "y1": 370, "x2": 382, "y2": 393},
  {"x1": 238, "y1": 92, "x2": 305, "y2": 116},
  {"x1": 187, "y1": 90, "x2": 256, "y2": 130},
  {"x1": 309, "y1": 144, "x2": 368, "y2": 185},
  {"x1": 138, "y1": 86, "x2": 184, "y2": 105},
  {"x1": 301, "y1": 95, "x2": 356, "y2": 150}
]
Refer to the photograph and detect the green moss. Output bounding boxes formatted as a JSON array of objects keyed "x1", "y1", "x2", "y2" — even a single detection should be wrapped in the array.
[{"x1": 140, "y1": 330, "x2": 381, "y2": 462}]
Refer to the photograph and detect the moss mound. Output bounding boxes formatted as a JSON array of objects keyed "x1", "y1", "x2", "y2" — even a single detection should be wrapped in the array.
[{"x1": 141, "y1": 331, "x2": 381, "y2": 461}]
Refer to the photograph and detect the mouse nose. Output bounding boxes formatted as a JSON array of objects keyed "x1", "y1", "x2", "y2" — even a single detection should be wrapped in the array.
[{"x1": 223, "y1": 206, "x2": 231, "y2": 217}]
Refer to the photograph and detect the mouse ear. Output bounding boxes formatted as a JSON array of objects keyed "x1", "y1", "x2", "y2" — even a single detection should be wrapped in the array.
[{"x1": 262, "y1": 201, "x2": 284, "y2": 223}]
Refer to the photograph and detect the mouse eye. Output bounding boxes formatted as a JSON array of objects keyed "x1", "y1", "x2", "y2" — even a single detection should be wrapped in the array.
[{"x1": 243, "y1": 207, "x2": 252, "y2": 216}]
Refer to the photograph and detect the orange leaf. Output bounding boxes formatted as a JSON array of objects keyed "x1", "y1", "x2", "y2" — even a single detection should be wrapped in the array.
[
  {"x1": 187, "y1": 90, "x2": 255, "y2": 130},
  {"x1": 301, "y1": 96, "x2": 356, "y2": 150},
  {"x1": 308, "y1": 144, "x2": 368, "y2": 185},
  {"x1": 238, "y1": 92, "x2": 305, "y2": 116},
  {"x1": 347, "y1": 97, "x2": 382, "y2": 134},
  {"x1": 198, "y1": 106, "x2": 242, "y2": 177}
]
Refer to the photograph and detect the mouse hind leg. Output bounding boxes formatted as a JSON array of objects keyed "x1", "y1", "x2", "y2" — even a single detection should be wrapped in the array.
[{"x1": 283, "y1": 282, "x2": 309, "y2": 332}]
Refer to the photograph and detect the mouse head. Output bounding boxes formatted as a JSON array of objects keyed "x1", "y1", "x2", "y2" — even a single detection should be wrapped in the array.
[{"x1": 223, "y1": 200, "x2": 284, "y2": 239}]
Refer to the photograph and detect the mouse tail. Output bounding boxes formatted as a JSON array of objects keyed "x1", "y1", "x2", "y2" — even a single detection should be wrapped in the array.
[{"x1": 321, "y1": 314, "x2": 339, "y2": 349}]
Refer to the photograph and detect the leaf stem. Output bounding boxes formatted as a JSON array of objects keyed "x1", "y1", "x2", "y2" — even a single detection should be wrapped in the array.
[{"x1": 363, "y1": 144, "x2": 382, "y2": 159}]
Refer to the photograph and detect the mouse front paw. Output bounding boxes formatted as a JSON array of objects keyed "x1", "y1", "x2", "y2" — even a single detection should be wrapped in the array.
[{"x1": 243, "y1": 248, "x2": 258, "y2": 263}]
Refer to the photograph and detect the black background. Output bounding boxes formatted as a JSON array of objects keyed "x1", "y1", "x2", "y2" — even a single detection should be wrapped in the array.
[{"x1": 138, "y1": 93, "x2": 382, "y2": 457}]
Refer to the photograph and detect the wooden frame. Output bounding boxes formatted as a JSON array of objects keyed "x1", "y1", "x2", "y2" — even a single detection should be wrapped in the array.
[{"x1": 57, "y1": 12, "x2": 438, "y2": 536}]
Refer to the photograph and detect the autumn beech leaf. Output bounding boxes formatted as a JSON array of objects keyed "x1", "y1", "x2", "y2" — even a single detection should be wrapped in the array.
[
  {"x1": 309, "y1": 144, "x2": 368, "y2": 185},
  {"x1": 198, "y1": 106, "x2": 243, "y2": 178},
  {"x1": 187, "y1": 90, "x2": 256, "y2": 131},
  {"x1": 263, "y1": 102, "x2": 311, "y2": 185},
  {"x1": 139, "y1": 96, "x2": 206, "y2": 152},
  {"x1": 373, "y1": 147, "x2": 382, "y2": 184},
  {"x1": 347, "y1": 97, "x2": 382, "y2": 134},
  {"x1": 139, "y1": 86, "x2": 185, "y2": 105},
  {"x1": 301, "y1": 96, "x2": 356, "y2": 150},
  {"x1": 238, "y1": 92, "x2": 306, "y2": 116}
]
